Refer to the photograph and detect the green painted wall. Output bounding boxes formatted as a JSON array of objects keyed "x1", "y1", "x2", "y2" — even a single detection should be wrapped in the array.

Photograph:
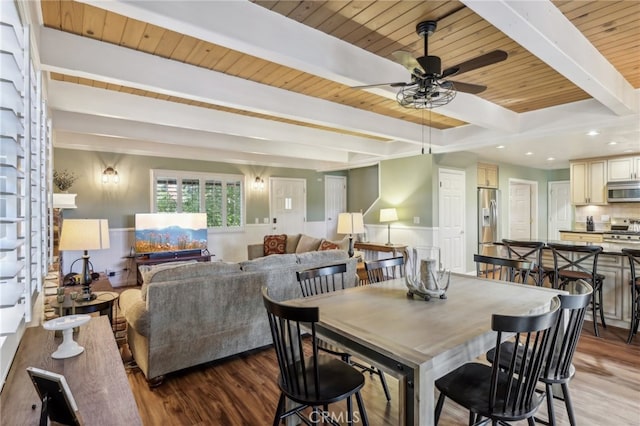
[
  {"x1": 368, "y1": 154, "x2": 434, "y2": 226},
  {"x1": 53, "y1": 148, "x2": 344, "y2": 227},
  {"x1": 347, "y1": 165, "x2": 379, "y2": 213}
]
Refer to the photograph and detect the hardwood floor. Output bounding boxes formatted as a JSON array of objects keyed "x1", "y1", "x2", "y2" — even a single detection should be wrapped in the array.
[{"x1": 124, "y1": 322, "x2": 639, "y2": 425}]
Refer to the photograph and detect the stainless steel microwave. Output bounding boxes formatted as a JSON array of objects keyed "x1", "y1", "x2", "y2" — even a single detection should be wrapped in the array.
[{"x1": 607, "y1": 181, "x2": 640, "y2": 203}]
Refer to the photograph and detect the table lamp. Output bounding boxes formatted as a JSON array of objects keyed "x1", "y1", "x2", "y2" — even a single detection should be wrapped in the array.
[
  {"x1": 379, "y1": 208, "x2": 398, "y2": 246},
  {"x1": 337, "y1": 212, "x2": 365, "y2": 257},
  {"x1": 59, "y1": 219, "x2": 110, "y2": 301}
]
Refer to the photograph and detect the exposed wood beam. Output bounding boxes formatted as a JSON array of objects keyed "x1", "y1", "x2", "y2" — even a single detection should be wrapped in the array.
[
  {"x1": 75, "y1": 0, "x2": 519, "y2": 132},
  {"x1": 52, "y1": 111, "x2": 354, "y2": 164},
  {"x1": 53, "y1": 131, "x2": 349, "y2": 171},
  {"x1": 39, "y1": 27, "x2": 428, "y2": 145},
  {"x1": 46, "y1": 80, "x2": 397, "y2": 159},
  {"x1": 463, "y1": 0, "x2": 638, "y2": 116}
]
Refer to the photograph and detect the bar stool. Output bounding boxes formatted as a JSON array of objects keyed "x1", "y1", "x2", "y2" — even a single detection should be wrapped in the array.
[
  {"x1": 622, "y1": 248, "x2": 640, "y2": 344},
  {"x1": 501, "y1": 239, "x2": 546, "y2": 285},
  {"x1": 547, "y1": 243, "x2": 605, "y2": 337}
]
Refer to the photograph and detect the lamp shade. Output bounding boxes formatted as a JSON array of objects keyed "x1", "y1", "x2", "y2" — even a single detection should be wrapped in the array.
[
  {"x1": 379, "y1": 208, "x2": 398, "y2": 223},
  {"x1": 337, "y1": 212, "x2": 365, "y2": 235},
  {"x1": 59, "y1": 219, "x2": 110, "y2": 251}
]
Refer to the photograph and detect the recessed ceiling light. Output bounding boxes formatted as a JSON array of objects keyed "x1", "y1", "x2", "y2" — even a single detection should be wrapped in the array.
[
  {"x1": 525, "y1": 152, "x2": 533, "y2": 156},
  {"x1": 608, "y1": 141, "x2": 617, "y2": 146},
  {"x1": 547, "y1": 157, "x2": 555, "y2": 161},
  {"x1": 587, "y1": 130, "x2": 599, "y2": 136},
  {"x1": 496, "y1": 145, "x2": 505, "y2": 149}
]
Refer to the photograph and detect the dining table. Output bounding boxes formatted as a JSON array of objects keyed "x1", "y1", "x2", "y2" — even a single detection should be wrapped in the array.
[{"x1": 287, "y1": 273, "x2": 562, "y2": 426}]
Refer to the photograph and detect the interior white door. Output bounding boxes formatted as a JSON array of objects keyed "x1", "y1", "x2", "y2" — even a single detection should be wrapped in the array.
[
  {"x1": 548, "y1": 181, "x2": 572, "y2": 240},
  {"x1": 270, "y1": 178, "x2": 306, "y2": 235},
  {"x1": 438, "y1": 169, "x2": 466, "y2": 273},
  {"x1": 509, "y1": 183, "x2": 532, "y2": 239},
  {"x1": 325, "y1": 176, "x2": 346, "y2": 239}
]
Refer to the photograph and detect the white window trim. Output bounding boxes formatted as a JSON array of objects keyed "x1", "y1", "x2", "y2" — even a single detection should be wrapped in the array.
[{"x1": 150, "y1": 169, "x2": 245, "y2": 232}]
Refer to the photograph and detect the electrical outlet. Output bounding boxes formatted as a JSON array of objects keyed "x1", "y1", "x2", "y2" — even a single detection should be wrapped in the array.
[
  {"x1": 108, "y1": 271, "x2": 116, "y2": 277},
  {"x1": 413, "y1": 216, "x2": 420, "y2": 224}
]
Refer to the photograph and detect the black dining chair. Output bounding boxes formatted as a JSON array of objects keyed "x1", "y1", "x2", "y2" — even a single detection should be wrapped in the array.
[
  {"x1": 486, "y1": 280, "x2": 593, "y2": 426},
  {"x1": 296, "y1": 263, "x2": 391, "y2": 401},
  {"x1": 434, "y1": 297, "x2": 561, "y2": 426},
  {"x1": 622, "y1": 248, "x2": 640, "y2": 344},
  {"x1": 502, "y1": 239, "x2": 546, "y2": 286},
  {"x1": 547, "y1": 243, "x2": 605, "y2": 337},
  {"x1": 262, "y1": 287, "x2": 369, "y2": 426},
  {"x1": 364, "y1": 256, "x2": 405, "y2": 284},
  {"x1": 474, "y1": 253, "x2": 535, "y2": 284}
]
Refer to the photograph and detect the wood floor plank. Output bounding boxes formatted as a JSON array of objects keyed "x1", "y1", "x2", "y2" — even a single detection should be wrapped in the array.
[{"x1": 124, "y1": 322, "x2": 639, "y2": 425}]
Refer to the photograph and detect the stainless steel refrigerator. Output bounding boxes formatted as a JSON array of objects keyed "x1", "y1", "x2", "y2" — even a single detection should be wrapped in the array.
[{"x1": 478, "y1": 188, "x2": 500, "y2": 256}]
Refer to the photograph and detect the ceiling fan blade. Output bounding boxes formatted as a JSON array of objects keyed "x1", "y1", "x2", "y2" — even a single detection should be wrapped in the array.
[
  {"x1": 391, "y1": 50, "x2": 424, "y2": 74},
  {"x1": 351, "y1": 81, "x2": 411, "y2": 89},
  {"x1": 441, "y1": 50, "x2": 508, "y2": 78},
  {"x1": 449, "y1": 81, "x2": 487, "y2": 94}
]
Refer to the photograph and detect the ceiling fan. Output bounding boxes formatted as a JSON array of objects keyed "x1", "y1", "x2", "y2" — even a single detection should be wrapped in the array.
[{"x1": 354, "y1": 20, "x2": 508, "y2": 108}]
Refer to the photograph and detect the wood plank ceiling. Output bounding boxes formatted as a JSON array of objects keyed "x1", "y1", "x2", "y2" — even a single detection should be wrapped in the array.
[{"x1": 39, "y1": 0, "x2": 639, "y2": 168}]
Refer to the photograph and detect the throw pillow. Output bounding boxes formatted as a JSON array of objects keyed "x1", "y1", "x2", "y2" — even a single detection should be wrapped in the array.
[
  {"x1": 285, "y1": 234, "x2": 302, "y2": 253},
  {"x1": 295, "y1": 234, "x2": 322, "y2": 253},
  {"x1": 264, "y1": 234, "x2": 287, "y2": 255},
  {"x1": 319, "y1": 239, "x2": 340, "y2": 250}
]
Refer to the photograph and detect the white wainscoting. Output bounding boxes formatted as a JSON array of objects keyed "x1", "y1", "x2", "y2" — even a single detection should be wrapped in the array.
[{"x1": 363, "y1": 224, "x2": 438, "y2": 252}]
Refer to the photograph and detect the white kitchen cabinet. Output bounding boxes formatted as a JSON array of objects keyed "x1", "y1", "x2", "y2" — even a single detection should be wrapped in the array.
[
  {"x1": 477, "y1": 163, "x2": 498, "y2": 188},
  {"x1": 570, "y1": 159, "x2": 607, "y2": 205},
  {"x1": 597, "y1": 254, "x2": 623, "y2": 323},
  {"x1": 607, "y1": 156, "x2": 640, "y2": 181}
]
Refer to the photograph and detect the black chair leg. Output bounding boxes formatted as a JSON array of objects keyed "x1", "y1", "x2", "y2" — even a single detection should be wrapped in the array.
[
  {"x1": 354, "y1": 391, "x2": 369, "y2": 426},
  {"x1": 377, "y1": 368, "x2": 391, "y2": 401},
  {"x1": 629, "y1": 301, "x2": 639, "y2": 343},
  {"x1": 598, "y1": 284, "x2": 607, "y2": 329},
  {"x1": 346, "y1": 395, "x2": 353, "y2": 425},
  {"x1": 545, "y1": 383, "x2": 556, "y2": 426},
  {"x1": 527, "y1": 417, "x2": 535, "y2": 426},
  {"x1": 273, "y1": 393, "x2": 285, "y2": 426},
  {"x1": 434, "y1": 393, "x2": 445, "y2": 425},
  {"x1": 561, "y1": 383, "x2": 577, "y2": 426},
  {"x1": 591, "y1": 295, "x2": 600, "y2": 337}
]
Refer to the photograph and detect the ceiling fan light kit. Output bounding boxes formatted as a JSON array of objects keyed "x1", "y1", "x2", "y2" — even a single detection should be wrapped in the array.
[{"x1": 356, "y1": 20, "x2": 508, "y2": 110}]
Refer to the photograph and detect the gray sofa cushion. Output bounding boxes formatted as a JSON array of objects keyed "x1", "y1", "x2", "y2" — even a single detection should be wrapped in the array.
[
  {"x1": 141, "y1": 261, "x2": 241, "y2": 301},
  {"x1": 297, "y1": 250, "x2": 349, "y2": 266},
  {"x1": 239, "y1": 253, "x2": 299, "y2": 272},
  {"x1": 286, "y1": 233, "x2": 301, "y2": 253}
]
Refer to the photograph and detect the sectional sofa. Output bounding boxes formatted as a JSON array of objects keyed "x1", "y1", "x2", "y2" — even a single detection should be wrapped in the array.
[{"x1": 118, "y1": 250, "x2": 357, "y2": 384}]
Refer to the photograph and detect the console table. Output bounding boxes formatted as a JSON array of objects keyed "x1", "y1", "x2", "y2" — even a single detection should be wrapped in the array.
[
  {"x1": 354, "y1": 241, "x2": 408, "y2": 260},
  {"x1": 135, "y1": 253, "x2": 211, "y2": 284},
  {"x1": 0, "y1": 316, "x2": 142, "y2": 425}
]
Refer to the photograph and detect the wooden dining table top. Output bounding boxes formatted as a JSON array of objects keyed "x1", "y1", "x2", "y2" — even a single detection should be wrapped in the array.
[{"x1": 288, "y1": 272, "x2": 562, "y2": 373}]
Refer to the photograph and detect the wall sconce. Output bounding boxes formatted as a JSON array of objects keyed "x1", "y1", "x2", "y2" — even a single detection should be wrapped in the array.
[
  {"x1": 253, "y1": 176, "x2": 265, "y2": 191},
  {"x1": 102, "y1": 166, "x2": 119, "y2": 184}
]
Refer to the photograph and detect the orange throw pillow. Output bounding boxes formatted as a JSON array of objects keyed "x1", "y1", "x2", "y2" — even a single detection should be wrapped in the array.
[
  {"x1": 318, "y1": 240, "x2": 340, "y2": 251},
  {"x1": 264, "y1": 234, "x2": 287, "y2": 255}
]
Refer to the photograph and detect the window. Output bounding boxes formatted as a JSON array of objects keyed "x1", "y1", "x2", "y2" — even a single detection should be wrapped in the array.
[{"x1": 151, "y1": 170, "x2": 244, "y2": 229}]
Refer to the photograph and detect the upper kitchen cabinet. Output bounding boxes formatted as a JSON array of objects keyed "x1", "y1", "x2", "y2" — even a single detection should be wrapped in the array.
[
  {"x1": 477, "y1": 163, "x2": 498, "y2": 188},
  {"x1": 607, "y1": 156, "x2": 640, "y2": 182},
  {"x1": 570, "y1": 159, "x2": 607, "y2": 205}
]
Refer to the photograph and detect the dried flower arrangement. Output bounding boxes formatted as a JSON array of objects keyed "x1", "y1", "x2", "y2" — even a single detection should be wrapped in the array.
[{"x1": 53, "y1": 169, "x2": 78, "y2": 192}]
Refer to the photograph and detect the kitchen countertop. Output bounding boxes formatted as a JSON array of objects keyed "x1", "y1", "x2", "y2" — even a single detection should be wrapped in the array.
[
  {"x1": 495, "y1": 239, "x2": 635, "y2": 255},
  {"x1": 559, "y1": 229, "x2": 606, "y2": 234}
]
